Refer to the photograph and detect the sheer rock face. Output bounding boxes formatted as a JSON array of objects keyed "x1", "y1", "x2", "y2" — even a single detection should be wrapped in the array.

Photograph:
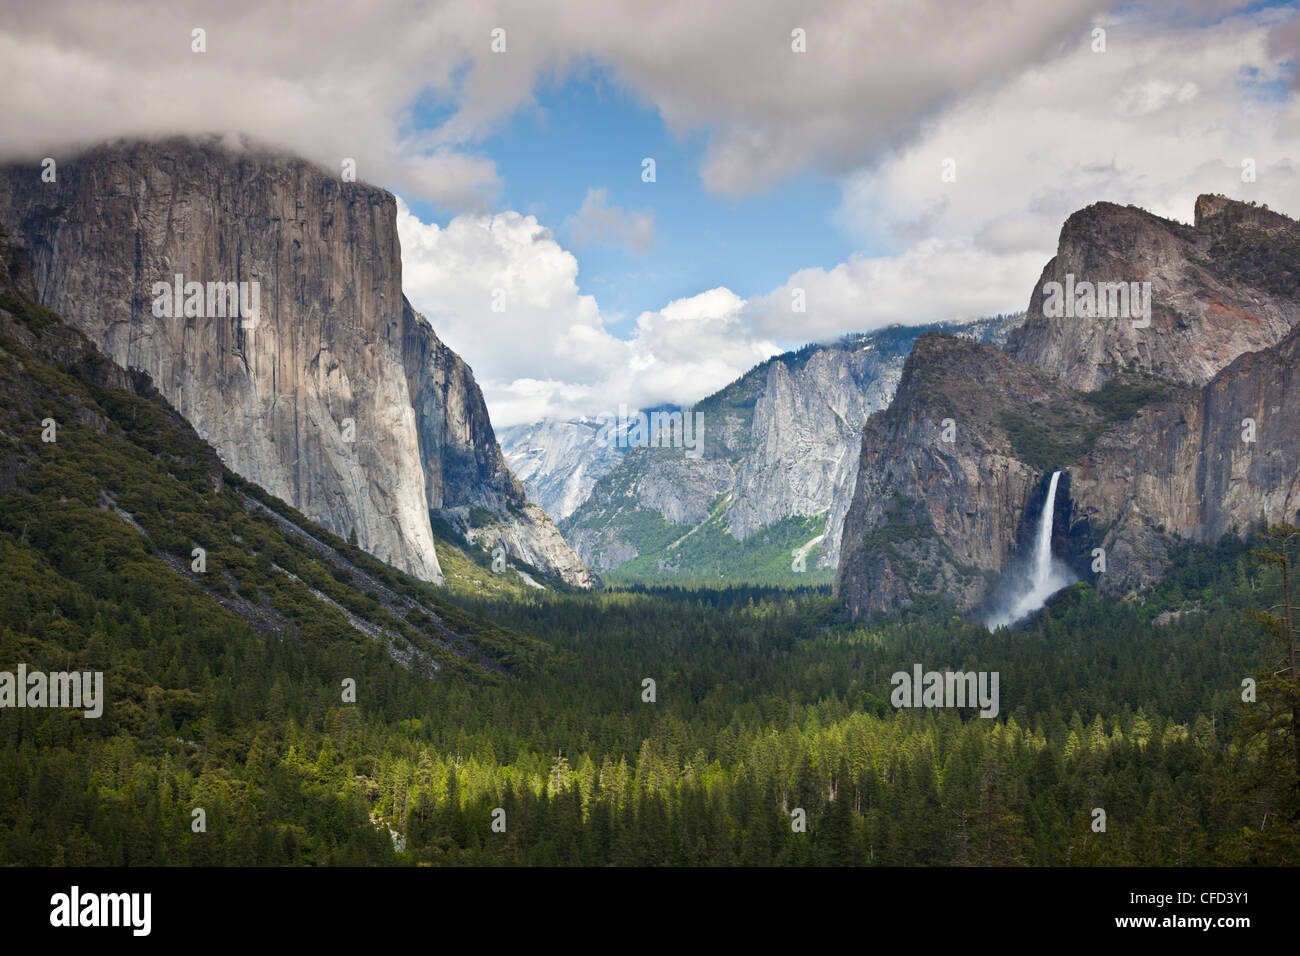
[
  {"x1": 0, "y1": 137, "x2": 594, "y2": 587},
  {"x1": 835, "y1": 334, "x2": 1098, "y2": 616},
  {"x1": 400, "y1": 300, "x2": 599, "y2": 587},
  {"x1": 0, "y1": 223, "x2": 37, "y2": 301},
  {"x1": 559, "y1": 319, "x2": 1020, "y2": 577},
  {"x1": 498, "y1": 418, "x2": 626, "y2": 522},
  {"x1": 727, "y1": 347, "x2": 900, "y2": 558},
  {"x1": 736, "y1": 316, "x2": 1024, "y2": 568},
  {"x1": 401, "y1": 295, "x2": 523, "y2": 516},
  {"x1": 1069, "y1": 321, "x2": 1300, "y2": 592},
  {"x1": 839, "y1": 196, "x2": 1300, "y2": 617},
  {"x1": 560, "y1": 332, "x2": 913, "y2": 573},
  {"x1": 1006, "y1": 197, "x2": 1300, "y2": 391}
]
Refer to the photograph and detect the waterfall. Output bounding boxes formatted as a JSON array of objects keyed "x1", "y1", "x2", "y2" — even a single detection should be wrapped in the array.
[
  {"x1": 1031, "y1": 470, "x2": 1062, "y2": 588},
  {"x1": 985, "y1": 470, "x2": 1075, "y2": 629}
]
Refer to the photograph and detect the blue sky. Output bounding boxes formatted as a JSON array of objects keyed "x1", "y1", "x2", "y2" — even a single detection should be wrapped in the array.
[
  {"x1": 403, "y1": 67, "x2": 859, "y2": 326},
  {"x1": 377, "y1": 3, "x2": 1300, "y2": 425}
]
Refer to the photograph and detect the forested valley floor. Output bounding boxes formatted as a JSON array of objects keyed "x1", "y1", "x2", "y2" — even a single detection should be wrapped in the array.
[{"x1": 1, "y1": 282, "x2": 1296, "y2": 866}]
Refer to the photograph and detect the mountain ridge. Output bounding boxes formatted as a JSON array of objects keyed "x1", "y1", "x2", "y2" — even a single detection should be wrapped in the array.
[{"x1": 551, "y1": 315, "x2": 1024, "y2": 584}]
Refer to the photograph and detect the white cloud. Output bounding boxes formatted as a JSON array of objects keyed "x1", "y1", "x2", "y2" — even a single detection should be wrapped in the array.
[
  {"x1": 2, "y1": 2, "x2": 1292, "y2": 213},
  {"x1": 746, "y1": 6, "x2": 1300, "y2": 341},
  {"x1": 575, "y1": 0, "x2": 1113, "y2": 196},
  {"x1": 0, "y1": 0, "x2": 502, "y2": 210},
  {"x1": 398, "y1": 201, "x2": 778, "y2": 426},
  {"x1": 746, "y1": 241, "x2": 1046, "y2": 339},
  {"x1": 622, "y1": 288, "x2": 781, "y2": 411},
  {"x1": 0, "y1": 0, "x2": 1117, "y2": 203},
  {"x1": 3, "y1": 0, "x2": 1297, "y2": 431},
  {"x1": 838, "y1": 8, "x2": 1300, "y2": 246},
  {"x1": 563, "y1": 188, "x2": 654, "y2": 255},
  {"x1": 657, "y1": 287, "x2": 745, "y2": 323}
]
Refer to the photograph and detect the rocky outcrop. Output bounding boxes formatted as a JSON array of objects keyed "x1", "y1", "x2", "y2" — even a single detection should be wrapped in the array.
[
  {"x1": 836, "y1": 333, "x2": 1104, "y2": 615},
  {"x1": 1006, "y1": 197, "x2": 1300, "y2": 391},
  {"x1": 727, "y1": 343, "x2": 901, "y2": 560},
  {"x1": 839, "y1": 195, "x2": 1300, "y2": 617},
  {"x1": 559, "y1": 334, "x2": 900, "y2": 575},
  {"x1": 0, "y1": 223, "x2": 36, "y2": 301},
  {"x1": 498, "y1": 417, "x2": 625, "y2": 521},
  {"x1": 0, "y1": 136, "x2": 595, "y2": 588},
  {"x1": 559, "y1": 320, "x2": 1016, "y2": 579},
  {"x1": 400, "y1": 297, "x2": 597, "y2": 587},
  {"x1": 1069, "y1": 319, "x2": 1300, "y2": 592},
  {"x1": 403, "y1": 297, "x2": 523, "y2": 517}
]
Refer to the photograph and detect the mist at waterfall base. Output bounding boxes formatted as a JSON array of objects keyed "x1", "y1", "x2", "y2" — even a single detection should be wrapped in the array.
[{"x1": 983, "y1": 471, "x2": 1078, "y2": 630}]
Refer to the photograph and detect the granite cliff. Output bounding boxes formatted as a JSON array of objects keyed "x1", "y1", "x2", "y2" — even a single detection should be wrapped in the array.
[
  {"x1": 838, "y1": 196, "x2": 1300, "y2": 617},
  {"x1": 559, "y1": 317, "x2": 1022, "y2": 582},
  {"x1": 499, "y1": 417, "x2": 626, "y2": 522},
  {"x1": 1006, "y1": 195, "x2": 1300, "y2": 390},
  {"x1": 0, "y1": 137, "x2": 596, "y2": 588}
]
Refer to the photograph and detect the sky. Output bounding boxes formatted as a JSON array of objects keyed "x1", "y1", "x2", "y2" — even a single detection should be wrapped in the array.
[{"x1": 1, "y1": 0, "x2": 1298, "y2": 426}]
